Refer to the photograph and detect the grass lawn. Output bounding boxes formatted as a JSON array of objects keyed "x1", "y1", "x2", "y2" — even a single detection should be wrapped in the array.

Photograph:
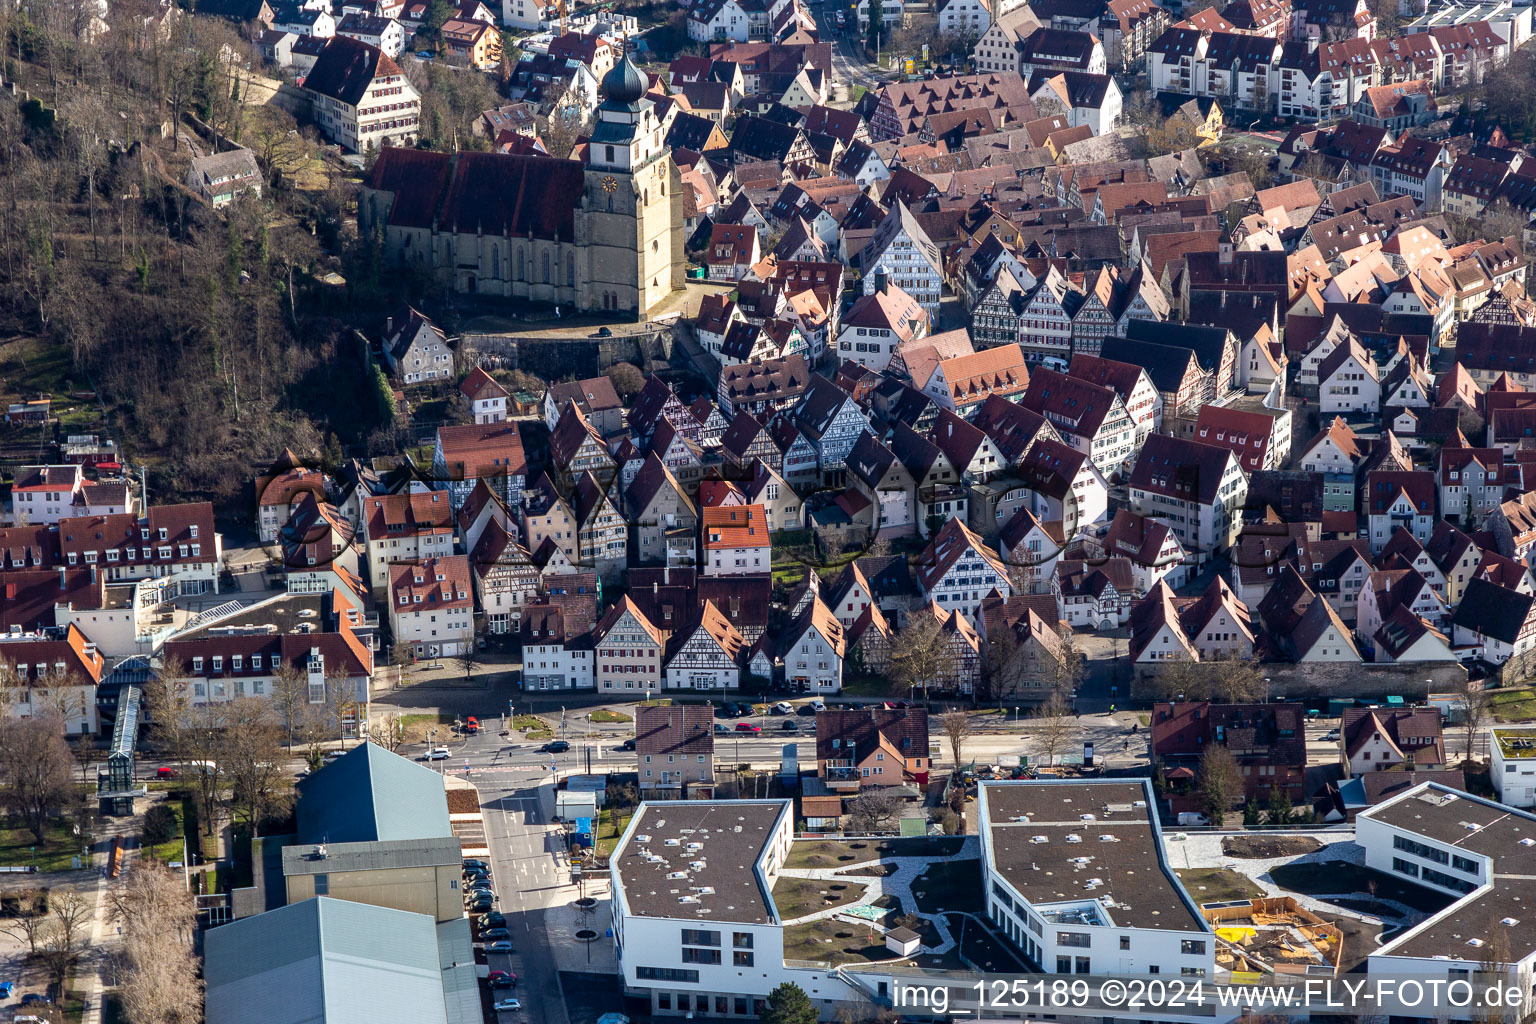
[
  {"x1": 0, "y1": 820, "x2": 84, "y2": 872},
  {"x1": 399, "y1": 712, "x2": 455, "y2": 746},
  {"x1": 782, "y1": 917, "x2": 893, "y2": 966},
  {"x1": 593, "y1": 806, "x2": 634, "y2": 858},
  {"x1": 1175, "y1": 867, "x2": 1265, "y2": 906},
  {"x1": 912, "y1": 859, "x2": 983, "y2": 916},
  {"x1": 1269, "y1": 860, "x2": 1457, "y2": 914},
  {"x1": 785, "y1": 836, "x2": 968, "y2": 869},
  {"x1": 141, "y1": 803, "x2": 185, "y2": 864},
  {"x1": 514, "y1": 715, "x2": 554, "y2": 740},
  {"x1": 771, "y1": 876, "x2": 869, "y2": 919},
  {"x1": 589, "y1": 709, "x2": 633, "y2": 724},
  {"x1": 1488, "y1": 687, "x2": 1536, "y2": 722}
]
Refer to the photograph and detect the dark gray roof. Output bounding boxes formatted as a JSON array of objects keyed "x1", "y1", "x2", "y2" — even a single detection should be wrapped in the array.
[
  {"x1": 296, "y1": 742, "x2": 452, "y2": 845},
  {"x1": 613, "y1": 801, "x2": 790, "y2": 923},
  {"x1": 980, "y1": 779, "x2": 1208, "y2": 932},
  {"x1": 1452, "y1": 577, "x2": 1534, "y2": 645}
]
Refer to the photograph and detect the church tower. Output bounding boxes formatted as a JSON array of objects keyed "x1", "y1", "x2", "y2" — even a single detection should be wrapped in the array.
[{"x1": 580, "y1": 54, "x2": 686, "y2": 316}]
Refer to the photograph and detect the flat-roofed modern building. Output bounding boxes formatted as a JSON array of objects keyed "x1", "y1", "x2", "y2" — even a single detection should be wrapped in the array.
[
  {"x1": 1491, "y1": 726, "x2": 1536, "y2": 808},
  {"x1": 611, "y1": 800, "x2": 856, "y2": 1018},
  {"x1": 1360, "y1": 781, "x2": 1536, "y2": 998},
  {"x1": 978, "y1": 779, "x2": 1217, "y2": 978}
]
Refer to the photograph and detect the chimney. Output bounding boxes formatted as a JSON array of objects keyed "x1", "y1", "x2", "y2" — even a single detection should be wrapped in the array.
[
  {"x1": 58, "y1": 567, "x2": 66, "y2": 591},
  {"x1": 875, "y1": 267, "x2": 888, "y2": 294},
  {"x1": 1219, "y1": 242, "x2": 1233, "y2": 266}
]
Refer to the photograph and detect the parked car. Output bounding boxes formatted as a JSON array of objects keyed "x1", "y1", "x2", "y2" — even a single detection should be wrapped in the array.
[
  {"x1": 714, "y1": 723, "x2": 730, "y2": 734},
  {"x1": 716, "y1": 702, "x2": 741, "y2": 718},
  {"x1": 481, "y1": 911, "x2": 506, "y2": 928},
  {"x1": 155, "y1": 766, "x2": 180, "y2": 779},
  {"x1": 468, "y1": 897, "x2": 493, "y2": 912},
  {"x1": 796, "y1": 704, "x2": 818, "y2": 717},
  {"x1": 480, "y1": 927, "x2": 510, "y2": 940},
  {"x1": 618, "y1": 738, "x2": 637, "y2": 751},
  {"x1": 488, "y1": 971, "x2": 516, "y2": 988},
  {"x1": 427, "y1": 747, "x2": 451, "y2": 760},
  {"x1": 542, "y1": 740, "x2": 570, "y2": 753},
  {"x1": 1322, "y1": 729, "x2": 1340, "y2": 741},
  {"x1": 488, "y1": 940, "x2": 514, "y2": 953},
  {"x1": 322, "y1": 750, "x2": 345, "y2": 763},
  {"x1": 735, "y1": 722, "x2": 761, "y2": 733},
  {"x1": 18, "y1": 994, "x2": 50, "y2": 1006},
  {"x1": 465, "y1": 716, "x2": 481, "y2": 734},
  {"x1": 462, "y1": 859, "x2": 487, "y2": 871},
  {"x1": 780, "y1": 720, "x2": 799, "y2": 732},
  {"x1": 0, "y1": 981, "x2": 15, "y2": 998},
  {"x1": 494, "y1": 998, "x2": 522, "y2": 1011},
  {"x1": 772, "y1": 701, "x2": 794, "y2": 715}
]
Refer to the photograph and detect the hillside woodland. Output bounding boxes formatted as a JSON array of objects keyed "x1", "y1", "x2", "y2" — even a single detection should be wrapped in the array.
[{"x1": 0, "y1": 1, "x2": 423, "y2": 509}]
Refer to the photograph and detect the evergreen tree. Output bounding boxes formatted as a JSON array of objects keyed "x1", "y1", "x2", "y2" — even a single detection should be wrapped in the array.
[
  {"x1": 760, "y1": 984, "x2": 818, "y2": 1024},
  {"x1": 1242, "y1": 800, "x2": 1261, "y2": 829},
  {"x1": 1265, "y1": 785, "x2": 1292, "y2": 827}
]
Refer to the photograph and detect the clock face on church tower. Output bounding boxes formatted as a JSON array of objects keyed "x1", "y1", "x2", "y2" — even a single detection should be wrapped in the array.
[{"x1": 601, "y1": 176, "x2": 618, "y2": 193}]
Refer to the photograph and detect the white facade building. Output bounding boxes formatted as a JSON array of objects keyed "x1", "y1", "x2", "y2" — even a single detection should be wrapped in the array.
[{"x1": 980, "y1": 779, "x2": 1218, "y2": 977}]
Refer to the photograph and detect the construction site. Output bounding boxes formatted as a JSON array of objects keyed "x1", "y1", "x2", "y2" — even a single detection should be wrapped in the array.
[{"x1": 1201, "y1": 897, "x2": 1344, "y2": 978}]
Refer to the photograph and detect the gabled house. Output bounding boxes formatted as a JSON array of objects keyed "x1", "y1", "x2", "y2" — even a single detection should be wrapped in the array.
[
  {"x1": 361, "y1": 492, "x2": 455, "y2": 590},
  {"x1": 635, "y1": 704, "x2": 714, "y2": 797},
  {"x1": 469, "y1": 519, "x2": 538, "y2": 634},
  {"x1": 1365, "y1": 470, "x2": 1437, "y2": 552},
  {"x1": 664, "y1": 599, "x2": 745, "y2": 691},
  {"x1": 1340, "y1": 707, "x2": 1446, "y2": 776},
  {"x1": 846, "y1": 430, "x2": 917, "y2": 539},
  {"x1": 782, "y1": 595, "x2": 846, "y2": 692},
  {"x1": 519, "y1": 603, "x2": 594, "y2": 691},
  {"x1": 1128, "y1": 434, "x2": 1248, "y2": 564},
  {"x1": 814, "y1": 707, "x2": 930, "y2": 791},
  {"x1": 459, "y1": 366, "x2": 509, "y2": 425},
  {"x1": 701, "y1": 504, "x2": 770, "y2": 575},
  {"x1": 388, "y1": 555, "x2": 474, "y2": 657},
  {"x1": 627, "y1": 455, "x2": 699, "y2": 567},
  {"x1": 382, "y1": 305, "x2": 451, "y2": 384},
  {"x1": 595, "y1": 596, "x2": 667, "y2": 697},
  {"x1": 1451, "y1": 576, "x2": 1536, "y2": 665},
  {"x1": 573, "y1": 471, "x2": 627, "y2": 581},
  {"x1": 792, "y1": 374, "x2": 868, "y2": 479},
  {"x1": 1256, "y1": 565, "x2": 1362, "y2": 662},
  {"x1": 1019, "y1": 366, "x2": 1137, "y2": 477},
  {"x1": 915, "y1": 517, "x2": 1012, "y2": 623}
]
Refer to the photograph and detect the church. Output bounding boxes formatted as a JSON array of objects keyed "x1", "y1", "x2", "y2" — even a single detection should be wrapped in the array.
[{"x1": 358, "y1": 55, "x2": 686, "y2": 316}]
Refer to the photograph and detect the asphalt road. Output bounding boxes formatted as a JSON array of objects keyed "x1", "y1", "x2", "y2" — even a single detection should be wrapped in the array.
[{"x1": 812, "y1": 4, "x2": 889, "y2": 96}]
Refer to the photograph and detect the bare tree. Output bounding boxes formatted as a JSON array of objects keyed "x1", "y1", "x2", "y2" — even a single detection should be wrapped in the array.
[
  {"x1": 113, "y1": 863, "x2": 201, "y2": 1024},
  {"x1": 888, "y1": 614, "x2": 947, "y2": 702},
  {"x1": 845, "y1": 789, "x2": 901, "y2": 833},
  {"x1": 36, "y1": 889, "x2": 91, "y2": 989},
  {"x1": 374, "y1": 712, "x2": 404, "y2": 753},
  {"x1": 0, "y1": 714, "x2": 78, "y2": 843},
  {"x1": 1031, "y1": 690, "x2": 1074, "y2": 769},
  {"x1": 1457, "y1": 678, "x2": 1490, "y2": 764},
  {"x1": 218, "y1": 698, "x2": 291, "y2": 832},
  {"x1": 0, "y1": 911, "x2": 47, "y2": 957},
  {"x1": 938, "y1": 711, "x2": 971, "y2": 769},
  {"x1": 143, "y1": 661, "x2": 195, "y2": 766},
  {"x1": 1196, "y1": 744, "x2": 1241, "y2": 825}
]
